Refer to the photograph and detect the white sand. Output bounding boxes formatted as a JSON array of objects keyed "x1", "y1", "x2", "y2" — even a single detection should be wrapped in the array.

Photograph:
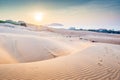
[{"x1": 0, "y1": 24, "x2": 120, "y2": 80}]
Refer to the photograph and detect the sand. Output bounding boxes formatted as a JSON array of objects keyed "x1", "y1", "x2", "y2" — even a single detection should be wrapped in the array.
[{"x1": 0, "y1": 23, "x2": 120, "y2": 80}]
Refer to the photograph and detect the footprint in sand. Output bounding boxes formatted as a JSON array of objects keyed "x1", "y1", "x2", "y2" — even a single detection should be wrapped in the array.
[
  {"x1": 97, "y1": 63, "x2": 102, "y2": 66},
  {"x1": 97, "y1": 57, "x2": 103, "y2": 66},
  {"x1": 99, "y1": 59, "x2": 103, "y2": 62},
  {"x1": 118, "y1": 62, "x2": 120, "y2": 65}
]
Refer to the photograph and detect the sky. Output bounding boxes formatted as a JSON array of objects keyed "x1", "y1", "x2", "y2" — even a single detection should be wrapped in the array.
[{"x1": 0, "y1": 0, "x2": 120, "y2": 30}]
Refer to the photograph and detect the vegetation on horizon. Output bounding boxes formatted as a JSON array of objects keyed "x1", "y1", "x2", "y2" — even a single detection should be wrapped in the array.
[
  {"x1": 0, "y1": 20, "x2": 27, "y2": 27},
  {"x1": 69, "y1": 27, "x2": 120, "y2": 34}
]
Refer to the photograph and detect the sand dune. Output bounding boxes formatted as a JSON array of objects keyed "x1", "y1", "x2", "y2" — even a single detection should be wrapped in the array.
[
  {"x1": 0, "y1": 43, "x2": 120, "y2": 80},
  {"x1": 0, "y1": 24, "x2": 120, "y2": 80},
  {"x1": 0, "y1": 33, "x2": 74, "y2": 63}
]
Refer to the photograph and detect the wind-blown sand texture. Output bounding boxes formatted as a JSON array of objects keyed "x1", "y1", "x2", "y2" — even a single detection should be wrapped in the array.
[{"x1": 0, "y1": 23, "x2": 120, "y2": 80}]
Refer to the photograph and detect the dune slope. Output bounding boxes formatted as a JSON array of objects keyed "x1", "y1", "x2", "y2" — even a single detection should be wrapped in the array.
[
  {"x1": 0, "y1": 24, "x2": 120, "y2": 80},
  {"x1": 0, "y1": 43, "x2": 120, "y2": 80}
]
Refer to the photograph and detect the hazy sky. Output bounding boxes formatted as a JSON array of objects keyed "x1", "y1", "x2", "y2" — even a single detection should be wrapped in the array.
[{"x1": 0, "y1": 0, "x2": 120, "y2": 30}]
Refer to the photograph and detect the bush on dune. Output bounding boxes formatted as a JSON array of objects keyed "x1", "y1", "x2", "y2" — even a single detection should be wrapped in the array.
[
  {"x1": 0, "y1": 20, "x2": 27, "y2": 27},
  {"x1": 0, "y1": 20, "x2": 5, "y2": 23},
  {"x1": 18, "y1": 21, "x2": 27, "y2": 27}
]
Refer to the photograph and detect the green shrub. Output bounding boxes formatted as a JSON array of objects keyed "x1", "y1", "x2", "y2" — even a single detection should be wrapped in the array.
[{"x1": 0, "y1": 20, "x2": 5, "y2": 23}]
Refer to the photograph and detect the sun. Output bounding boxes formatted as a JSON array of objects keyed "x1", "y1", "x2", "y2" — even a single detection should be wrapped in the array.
[{"x1": 34, "y1": 12, "x2": 44, "y2": 22}]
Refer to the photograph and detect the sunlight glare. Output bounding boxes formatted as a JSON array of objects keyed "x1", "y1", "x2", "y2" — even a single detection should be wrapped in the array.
[{"x1": 34, "y1": 12, "x2": 44, "y2": 22}]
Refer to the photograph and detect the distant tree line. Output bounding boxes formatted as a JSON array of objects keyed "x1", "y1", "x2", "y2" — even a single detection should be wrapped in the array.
[
  {"x1": 69, "y1": 27, "x2": 120, "y2": 34},
  {"x1": 87, "y1": 29, "x2": 120, "y2": 34}
]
